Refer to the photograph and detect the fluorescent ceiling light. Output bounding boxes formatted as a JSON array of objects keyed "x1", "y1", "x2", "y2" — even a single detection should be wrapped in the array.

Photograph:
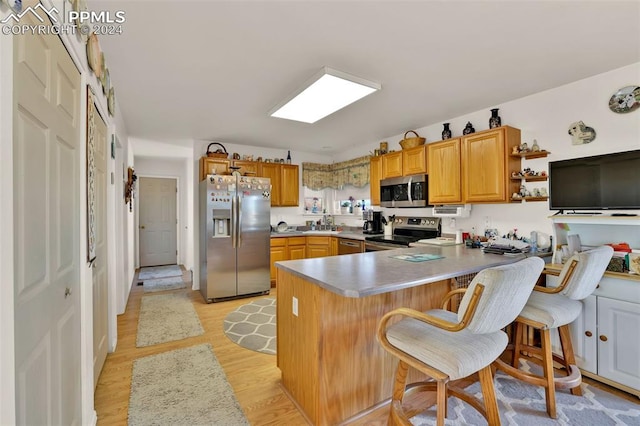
[{"x1": 270, "y1": 67, "x2": 381, "y2": 124}]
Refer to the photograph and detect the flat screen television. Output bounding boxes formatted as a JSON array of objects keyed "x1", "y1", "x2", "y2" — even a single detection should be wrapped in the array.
[{"x1": 549, "y1": 149, "x2": 640, "y2": 212}]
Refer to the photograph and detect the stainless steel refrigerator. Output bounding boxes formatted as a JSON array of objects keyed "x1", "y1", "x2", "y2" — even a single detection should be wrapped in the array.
[{"x1": 199, "y1": 174, "x2": 271, "y2": 302}]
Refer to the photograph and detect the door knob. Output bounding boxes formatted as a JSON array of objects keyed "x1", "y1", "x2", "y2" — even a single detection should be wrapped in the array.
[
  {"x1": 140, "y1": 225, "x2": 145, "y2": 229},
  {"x1": 65, "y1": 287, "x2": 72, "y2": 298},
  {"x1": 599, "y1": 335, "x2": 608, "y2": 342},
  {"x1": 585, "y1": 331, "x2": 593, "y2": 337}
]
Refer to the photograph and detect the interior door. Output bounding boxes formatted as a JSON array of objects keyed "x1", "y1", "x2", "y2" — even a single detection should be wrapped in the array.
[
  {"x1": 92, "y1": 103, "x2": 108, "y2": 387},
  {"x1": 139, "y1": 177, "x2": 177, "y2": 267},
  {"x1": 13, "y1": 8, "x2": 82, "y2": 425}
]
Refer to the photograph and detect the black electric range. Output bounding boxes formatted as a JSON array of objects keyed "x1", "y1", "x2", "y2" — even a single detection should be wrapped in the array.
[{"x1": 364, "y1": 216, "x2": 441, "y2": 251}]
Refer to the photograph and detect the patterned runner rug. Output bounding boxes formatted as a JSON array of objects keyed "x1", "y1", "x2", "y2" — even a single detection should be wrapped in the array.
[
  {"x1": 412, "y1": 360, "x2": 640, "y2": 425},
  {"x1": 128, "y1": 343, "x2": 248, "y2": 426},
  {"x1": 223, "y1": 298, "x2": 276, "y2": 355},
  {"x1": 136, "y1": 292, "x2": 204, "y2": 347},
  {"x1": 142, "y1": 276, "x2": 186, "y2": 293}
]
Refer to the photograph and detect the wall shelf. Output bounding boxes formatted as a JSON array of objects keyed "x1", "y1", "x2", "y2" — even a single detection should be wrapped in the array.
[
  {"x1": 510, "y1": 150, "x2": 550, "y2": 159},
  {"x1": 510, "y1": 196, "x2": 548, "y2": 202},
  {"x1": 510, "y1": 175, "x2": 548, "y2": 182}
]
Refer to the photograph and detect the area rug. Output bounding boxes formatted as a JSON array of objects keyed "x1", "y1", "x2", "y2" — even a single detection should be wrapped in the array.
[
  {"x1": 136, "y1": 292, "x2": 204, "y2": 347},
  {"x1": 142, "y1": 276, "x2": 186, "y2": 293},
  {"x1": 411, "y1": 360, "x2": 640, "y2": 425},
  {"x1": 138, "y1": 265, "x2": 182, "y2": 280},
  {"x1": 128, "y1": 343, "x2": 249, "y2": 426},
  {"x1": 223, "y1": 298, "x2": 276, "y2": 355}
]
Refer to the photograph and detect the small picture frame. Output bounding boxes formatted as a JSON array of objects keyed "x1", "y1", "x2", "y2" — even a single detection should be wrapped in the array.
[{"x1": 304, "y1": 197, "x2": 322, "y2": 214}]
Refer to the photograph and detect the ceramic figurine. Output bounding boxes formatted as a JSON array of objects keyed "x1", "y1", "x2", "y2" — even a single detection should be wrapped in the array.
[
  {"x1": 441, "y1": 123, "x2": 452, "y2": 140},
  {"x1": 540, "y1": 188, "x2": 548, "y2": 197},
  {"x1": 489, "y1": 108, "x2": 501, "y2": 129},
  {"x1": 568, "y1": 121, "x2": 596, "y2": 145},
  {"x1": 462, "y1": 122, "x2": 475, "y2": 135},
  {"x1": 531, "y1": 139, "x2": 540, "y2": 151}
]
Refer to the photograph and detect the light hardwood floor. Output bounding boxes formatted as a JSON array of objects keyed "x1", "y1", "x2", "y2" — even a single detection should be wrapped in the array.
[{"x1": 94, "y1": 270, "x2": 638, "y2": 425}]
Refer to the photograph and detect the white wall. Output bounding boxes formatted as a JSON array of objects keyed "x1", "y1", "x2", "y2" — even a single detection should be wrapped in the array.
[{"x1": 336, "y1": 63, "x2": 640, "y2": 243}]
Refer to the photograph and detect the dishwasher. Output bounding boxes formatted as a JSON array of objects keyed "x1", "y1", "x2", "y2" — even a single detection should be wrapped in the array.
[{"x1": 338, "y1": 238, "x2": 363, "y2": 255}]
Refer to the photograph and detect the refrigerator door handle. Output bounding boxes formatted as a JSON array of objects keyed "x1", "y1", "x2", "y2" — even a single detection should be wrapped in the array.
[
  {"x1": 237, "y1": 195, "x2": 243, "y2": 247},
  {"x1": 231, "y1": 195, "x2": 237, "y2": 248}
]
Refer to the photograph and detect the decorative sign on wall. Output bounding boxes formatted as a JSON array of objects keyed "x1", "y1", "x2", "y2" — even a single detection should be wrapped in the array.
[
  {"x1": 568, "y1": 121, "x2": 596, "y2": 145},
  {"x1": 86, "y1": 87, "x2": 97, "y2": 264},
  {"x1": 609, "y1": 85, "x2": 640, "y2": 113}
]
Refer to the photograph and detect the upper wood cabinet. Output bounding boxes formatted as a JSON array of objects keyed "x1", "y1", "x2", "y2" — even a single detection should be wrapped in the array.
[
  {"x1": 461, "y1": 126, "x2": 521, "y2": 203},
  {"x1": 200, "y1": 157, "x2": 230, "y2": 180},
  {"x1": 402, "y1": 145, "x2": 427, "y2": 175},
  {"x1": 427, "y1": 138, "x2": 462, "y2": 204},
  {"x1": 232, "y1": 160, "x2": 260, "y2": 176},
  {"x1": 382, "y1": 151, "x2": 403, "y2": 178},
  {"x1": 370, "y1": 156, "x2": 382, "y2": 205},
  {"x1": 281, "y1": 164, "x2": 299, "y2": 206},
  {"x1": 261, "y1": 163, "x2": 299, "y2": 207}
]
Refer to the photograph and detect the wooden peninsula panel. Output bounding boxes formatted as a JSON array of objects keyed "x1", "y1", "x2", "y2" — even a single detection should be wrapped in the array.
[{"x1": 276, "y1": 268, "x2": 450, "y2": 425}]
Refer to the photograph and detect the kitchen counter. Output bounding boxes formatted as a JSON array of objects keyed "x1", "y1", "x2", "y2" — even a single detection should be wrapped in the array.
[
  {"x1": 276, "y1": 246, "x2": 529, "y2": 425},
  {"x1": 270, "y1": 229, "x2": 370, "y2": 241},
  {"x1": 275, "y1": 245, "x2": 526, "y2": 298}
]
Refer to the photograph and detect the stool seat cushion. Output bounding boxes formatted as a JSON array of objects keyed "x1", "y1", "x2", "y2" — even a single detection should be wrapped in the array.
[
  {"x1": 519, "y1": 291, "x2": 582, "y2": 329},
  {"x1": 386, "y1": 310, "x2": 508, "y2": 380}
]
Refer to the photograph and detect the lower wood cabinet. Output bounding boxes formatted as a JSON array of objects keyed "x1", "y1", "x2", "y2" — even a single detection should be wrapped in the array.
[
  {"x1": 269, "y1": 238, "x2": 287, "y2": 287},
  {"x1": 287, "y1": 237, "x2": 306, "y2": 260},
  {"x1": 306, "y1": 236, "x2": 331, "y2": 258}
]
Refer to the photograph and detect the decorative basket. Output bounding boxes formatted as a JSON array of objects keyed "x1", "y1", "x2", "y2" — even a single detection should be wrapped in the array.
[
  {"x1": 206, "y1": 142, "x2": 228, "y2": 158},
  {"x1": 399, "y1": 130, "x2": 426, "y2": 149}
]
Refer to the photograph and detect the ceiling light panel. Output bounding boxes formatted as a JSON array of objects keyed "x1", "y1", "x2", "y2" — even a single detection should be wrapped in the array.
[{"x1": 270, "y1": 67, "x2": 380, "y2": 124}]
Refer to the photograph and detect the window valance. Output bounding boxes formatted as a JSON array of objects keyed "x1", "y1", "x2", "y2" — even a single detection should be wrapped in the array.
[{"x1": 302, "y1": 155, "x2": 371, "y2": 190}]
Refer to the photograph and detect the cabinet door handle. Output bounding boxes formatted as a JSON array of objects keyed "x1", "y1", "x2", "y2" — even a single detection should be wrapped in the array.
[
  {"x1": 585, "y1": 331, "x2": 593, "y2": 337},
  {"x1": 599, "y1": 335, "x2": 608, "y2": 342}
]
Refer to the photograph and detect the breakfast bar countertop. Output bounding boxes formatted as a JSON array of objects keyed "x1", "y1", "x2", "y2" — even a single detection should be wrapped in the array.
[{"x1": 275, "y1": 245, "x2": 527, "y2": 298}]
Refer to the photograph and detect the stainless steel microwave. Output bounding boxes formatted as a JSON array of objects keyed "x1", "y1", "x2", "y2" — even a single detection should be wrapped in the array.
[{"x1": 380, "y1": 174, "x2": 431, "y2": 208}]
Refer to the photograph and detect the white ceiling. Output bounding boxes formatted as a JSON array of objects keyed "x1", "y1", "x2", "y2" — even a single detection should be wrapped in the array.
[{"x1": 90, "y1": 0, "x2": 640, "y2": 155}]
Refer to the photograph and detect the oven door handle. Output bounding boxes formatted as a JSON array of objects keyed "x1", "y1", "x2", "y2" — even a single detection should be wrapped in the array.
[{"x1": 407, "y1": 176, "x2": 412, "y2": 204}]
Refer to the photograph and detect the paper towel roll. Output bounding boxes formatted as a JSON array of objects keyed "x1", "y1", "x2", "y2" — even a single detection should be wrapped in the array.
[
  {"x1": 384, "y1": 224, "x2": 392, "y2": 236},
  {"x1": 455, "y1": 230, "x2": 462, "y2": 244}
]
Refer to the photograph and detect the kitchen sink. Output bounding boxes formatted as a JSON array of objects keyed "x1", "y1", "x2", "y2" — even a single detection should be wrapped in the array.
[{"x1": 302, "y1": 230, "x2": 341, "y2": 234}]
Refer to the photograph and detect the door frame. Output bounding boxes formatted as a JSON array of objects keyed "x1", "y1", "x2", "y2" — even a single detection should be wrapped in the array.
[{"x1": 135, "y1": 174, "x2": 181, "y2": 269}]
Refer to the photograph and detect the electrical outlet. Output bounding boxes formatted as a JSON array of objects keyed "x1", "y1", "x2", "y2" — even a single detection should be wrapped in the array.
[{"x1": 292, "y1": 296, "x2": 298, "y2": 317}]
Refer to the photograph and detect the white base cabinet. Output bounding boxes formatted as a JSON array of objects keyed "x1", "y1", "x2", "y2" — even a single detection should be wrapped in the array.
[{"x1": 547, "y1": 215, "x2": 640, "y2": 396}]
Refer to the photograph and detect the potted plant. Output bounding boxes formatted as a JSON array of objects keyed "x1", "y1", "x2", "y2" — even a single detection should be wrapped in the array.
[{"x1": 341, "y1": 201, "x2": 351, "y2": 214}]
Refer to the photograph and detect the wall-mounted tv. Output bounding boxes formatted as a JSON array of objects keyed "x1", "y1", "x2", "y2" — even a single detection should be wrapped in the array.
[{"x1": 549, "y1": 149, "x2": 640, "y2": 212}]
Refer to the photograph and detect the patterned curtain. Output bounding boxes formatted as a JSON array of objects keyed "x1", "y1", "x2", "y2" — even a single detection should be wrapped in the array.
[{"x1": 302, "y1": 155, "x2": 371, "y2": 190}]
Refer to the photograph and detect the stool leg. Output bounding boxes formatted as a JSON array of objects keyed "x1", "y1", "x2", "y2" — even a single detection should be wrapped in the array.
[
  {"x1": 558, "y1": 324, "x2": 582, "y2": 396},
  {"x1": 540, "y1": 329, "x2": 557, "y2": 419},
  {"x1": 478, "y1": 365, "x2": 501, "y2": 426},
  {"x1": 512, "y1": 321, "x2": 523, "y2": 368},
  {"x1": 436, "y1": 380, "x2": 447, "y2": 426},
  {"x1": 390, "y1": 360, "x2": 409, "y2": 424}
]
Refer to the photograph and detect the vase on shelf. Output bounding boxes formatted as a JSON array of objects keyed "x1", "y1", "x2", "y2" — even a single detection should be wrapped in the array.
[
  {"x1": 462, "y1": 121, "x2": 475, "y2": 135},
  {"x1": 441, "y1": 123, "x2": 452, "y2": 140},
  {"x1": 489, "y1": 108, "x2": 501, "y2": 129}
]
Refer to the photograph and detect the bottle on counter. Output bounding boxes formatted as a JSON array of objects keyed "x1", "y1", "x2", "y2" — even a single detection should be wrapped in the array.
[{"x1": 286, "y1": 150, "x2": 291, "y2": 164}]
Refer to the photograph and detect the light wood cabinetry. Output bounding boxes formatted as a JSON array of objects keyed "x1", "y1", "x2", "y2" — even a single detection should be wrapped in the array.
[
  {"x1": 461, "y1": 126, "x2": 521, "y2": 203},
  {"x1": 287, "y1": 237, "x2": 306, "y2": 260},
  {"x1": 232, "y1": 160, "x2": 260, "y2": 176},
  {"x1": 281, "y1": 164, "x2": 300, "y2": 206},
  {"x1": 382, "y1": 151, "x2": 403, "y2": 178},
  {"x1": 306, "y1": 236, "x2": 331, "y2": 258},
  {"x1": 200, "y1": 157, "x2": 230, "y2": 180},
  {"x1": 260, "y1": 163, "x2": 282, "y2": 205},
  {"x1": 330, "y1": 237, "x2": 339, "y2": 256},
  {"x1": 370, "y1": 156, "x2": 382, "y2": 205},
  {"x1": 402, "y1": 145, "x2": 427, "y2": 175},
  {"x1": 427, "y1": 138, "x2": 462, "y2": 204},
  {"x1": 269, "y1": 238, "x2": 287, "y2": 287},
  {"x1": 546, "y1": 215, "x2": 640, "y2": 396}
]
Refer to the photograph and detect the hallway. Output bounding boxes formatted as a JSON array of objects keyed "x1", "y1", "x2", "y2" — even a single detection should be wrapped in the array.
[{"x1": 93, "y1": 270, "x2": 306, "y2": 425}]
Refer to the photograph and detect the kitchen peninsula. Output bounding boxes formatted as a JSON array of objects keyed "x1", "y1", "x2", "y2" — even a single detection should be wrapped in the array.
[{"x1": 275, "y1": 245, "x2": 528, "y2": 425}]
